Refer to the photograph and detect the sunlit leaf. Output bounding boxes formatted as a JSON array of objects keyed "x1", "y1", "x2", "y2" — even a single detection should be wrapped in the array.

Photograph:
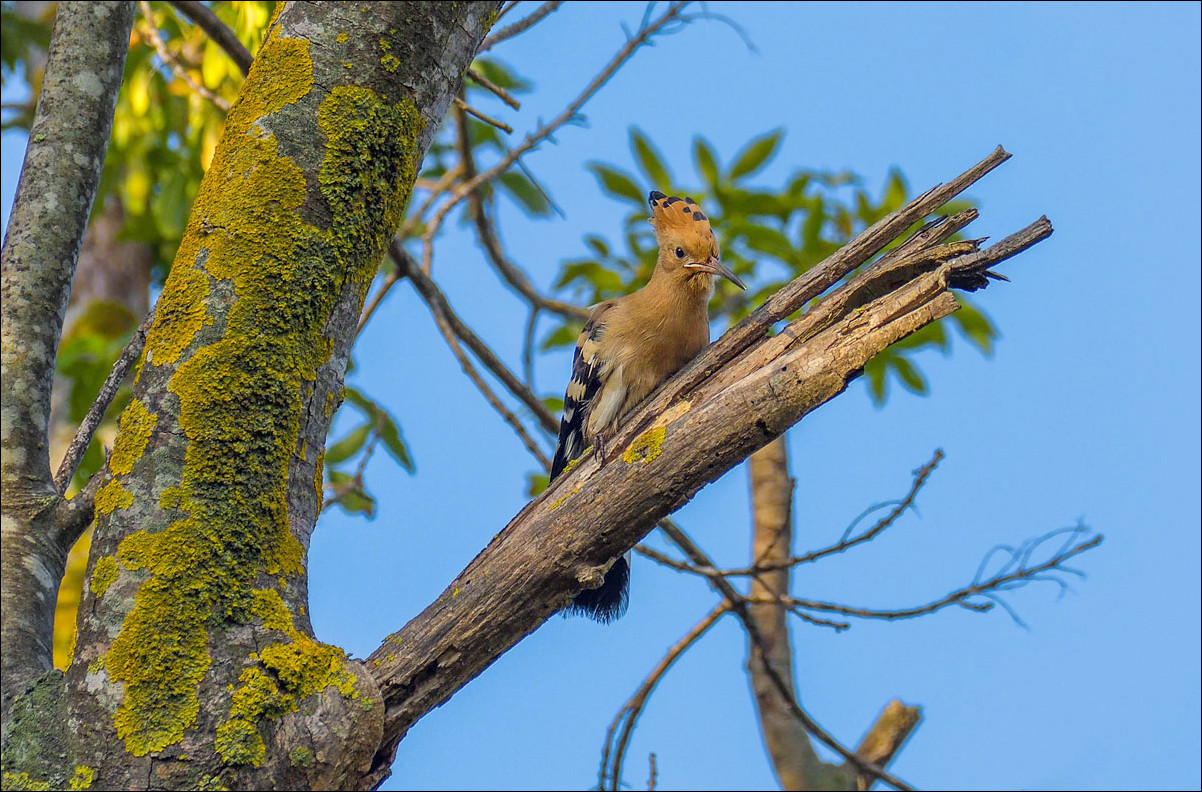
[
  {"x1": 630, "y1": 127, "x2": 671, "y2": 190},
  {"x1": 325, "y1": 423, "x2": 371, "y2": 466},
  {"x1": 693, "y1": 137, "x2": 720, "y2": 189},
  {"x1": 498, "y1": 171, "x2": 551, "y2": 216},
  {"x1": 728, "y1": 128, "x2": 783, "y2": 181},
  {"x1": 587, "y1": 163, "x2": 644, "y2": 206}
]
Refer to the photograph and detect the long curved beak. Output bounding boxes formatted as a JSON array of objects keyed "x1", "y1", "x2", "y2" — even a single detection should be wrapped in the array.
[{"x1": 686, "y1": 257, "x2": 747, "y2": 290}]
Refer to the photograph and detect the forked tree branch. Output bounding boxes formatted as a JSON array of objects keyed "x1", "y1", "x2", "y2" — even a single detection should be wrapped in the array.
[{"x1": 363, "y1": 148, "x2": 1046, "y2": 786}]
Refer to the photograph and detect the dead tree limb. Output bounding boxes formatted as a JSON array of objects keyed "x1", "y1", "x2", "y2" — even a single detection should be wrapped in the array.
[{"x1": 364, "y1": 148, "x2": 1051, "y2": 783}]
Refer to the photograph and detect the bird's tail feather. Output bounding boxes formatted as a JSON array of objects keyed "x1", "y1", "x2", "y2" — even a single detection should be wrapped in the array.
[{"x1": 566, "y1": 553, "x2": 630, "y2": 623}]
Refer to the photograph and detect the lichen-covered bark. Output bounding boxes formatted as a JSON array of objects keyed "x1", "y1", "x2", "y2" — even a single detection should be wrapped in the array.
[
  {"x1": 0, "y1": 1, "x2": 135, "y2": 729},
  {"x1": 7, "y1": 2, "x2": 499, "y2": 791}
]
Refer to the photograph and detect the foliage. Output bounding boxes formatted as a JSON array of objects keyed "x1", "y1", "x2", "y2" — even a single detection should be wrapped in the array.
[
  {"x1": 546, "y1": 126, "x2": 998, "y2": 405},
  {"x1": 1, "y1": 3, "x2": 998, "y2": 513}
]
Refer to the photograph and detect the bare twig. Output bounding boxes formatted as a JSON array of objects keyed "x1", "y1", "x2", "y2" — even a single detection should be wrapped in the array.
[
  {"x1": 647, "y1": 753, "x2": 657, "y2": 792},
  {"x1": 454, "y1": 103, "x2": 590, "y2": 321},
  {"x1": 719, "y1": 449, "x2": 945, "y2": 577},
  {"x1": 654, "y1": 520, "x2": 916, "y2": 791},
  {"x1": 601, "y1": 603, "x2": 729, "y2": 791},
  {"x1": 428, "y1": 2, "x2": 692, "y2": 248},
  {"x1": 167, "y1": 0, "x2": 253, "y2": 76},
  {"x1": 466, "y1": 67, "x2": 521, "y2": 109},
  {"x1": 453, "y1": 96, "x2": 513, "y2": 134},
  {"x1": 478, "y1": 0, "x2": 563, "y2": 53},
  {"x1": 137, "y1": 2, "x2": 231, "y2": 111},
  {"x1": 522, "y1": 307, "x2": 539, "y2": 392},
  {"x1": 54, "y1": 308, "x2": 156, "y2": 494},
  {"x1": 392, "y1": 243, "x2": 559, "y2": 436}
]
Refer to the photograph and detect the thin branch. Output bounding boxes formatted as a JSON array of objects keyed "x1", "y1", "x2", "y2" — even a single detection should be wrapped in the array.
[
  {"x1": 392, "y1": 243, "x2": 559, "y2": 436},
  {"x1": 478, "y1": 0, "x2": 564, "y2": 53},
  {"x1": 454, "y1": 101, "x2": 590, "y2": 321},
  {"x1": 655, "y1": 520, "x2": 915, "y2": 791},
  {"x1": 166, "y1": 0, "x2": 253, "y2": 76},
  {"x1": 466, "y1": 67, "x2": 521, "y2": 109},
  {"x1": 137, "y1": 1, "x2": 231, "y2": 112},
  {"x1": 721, "y1": 449, "x2": 945, "y2": 576},
  {"x1": 427, "y1": 2, "x2": 692, "y2": 248},
  {"x1": 453, "y1": 96, "x2": 512, "y2": 134},
  {"x1": 601, "y1": 602, "x2": 729, "y2": 791},
  {"x1": 54, "y1": 308, "x2": 156, "y2": 494},
  {"x1": 522, "y1": 306, "x2": 539, "y2": 392}
]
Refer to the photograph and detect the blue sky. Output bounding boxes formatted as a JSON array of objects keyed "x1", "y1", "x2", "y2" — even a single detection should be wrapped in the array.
[{"x1": 3, "y1": 2, "x2": 1199, "y2": 790}]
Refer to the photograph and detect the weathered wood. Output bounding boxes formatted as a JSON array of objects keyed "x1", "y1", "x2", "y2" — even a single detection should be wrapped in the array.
[{"x1": 366, "y1": 152, "x2": 1050, "y2": 779}]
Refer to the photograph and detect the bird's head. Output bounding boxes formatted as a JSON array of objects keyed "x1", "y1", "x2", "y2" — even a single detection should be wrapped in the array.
[{"x1": 647, "y1": 191, "x2": 746, "y2": 290}]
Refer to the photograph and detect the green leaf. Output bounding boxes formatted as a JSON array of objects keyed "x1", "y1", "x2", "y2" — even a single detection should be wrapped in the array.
[
  {"x1": 890, "y1": 356, "x2": 928, "y2": 395},
  {"x1": 583, "y1": 235, "x2": 610, "y2": 258},
  {"x1": 343, "y1": 386, "x2": 373, "y2": 413},
  {"x1": 325, "y1": 423, "x2": 371, "y2": 466},
  {"x1": 541, "y1": 321, "x2": 584, "y2": 351},
  {"x1": 952, "y1": 299, "x2": 998, "y2": 354},
  {"x1": 498, "y1": 171, "x2": 551, "y2": 216},
  {"x1": 882, "y1": 168, "x2": 908, "y2": 212},
  {"x1": 376, "y1": 412, "x2": 415, "y2": 473},
  {"x1": 693, "y1": 138, "x2": 721, "y2": 189},
  {"x1": 469, "y1": 57, "x2": 532, "y2": 93},
  {"x1": 327, "y1": 471, "x2": 376, "y2": 519},
  {"x1": 587, "y1": 163, "x2": 644, "y2": 206},
  {"x1": 542, "y1": 395, "x2": 564, "y2": 414},
  {"x1": 728, "y1": 129, "x2": 783, "y2": 181},
  {"x1": 630, "y1": 127, "x2": 671, "y2": 190},
  {"x1": 526, "y1": 473, "x2": 550, "y2": 498},
  {"x1": 864, "y1": 354, "x2": 888, "y2": 405},
  {"x1": 737, "y1": 224, "x2": 797, "y2": 266}
]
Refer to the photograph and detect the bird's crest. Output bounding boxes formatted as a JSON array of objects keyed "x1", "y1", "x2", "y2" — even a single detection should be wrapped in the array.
[{"x1": 648, "y1": 191, "x2": 717, "y2": 249}]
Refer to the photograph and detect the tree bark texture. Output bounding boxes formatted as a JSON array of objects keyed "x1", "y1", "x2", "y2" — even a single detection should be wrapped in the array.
[
  {"x1": 1, "y1": 0, "x2": 136, "y2": 727},
  {"x1": 2, "y1": 3, "x2": 499, "y2": 790}
]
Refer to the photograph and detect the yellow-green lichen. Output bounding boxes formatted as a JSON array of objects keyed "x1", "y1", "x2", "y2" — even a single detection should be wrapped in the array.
[
  {"x1": 623, "y1": 426, "x2": 667, "y2": 465},
  {"x1": 548, "y1": 487, "x2": 581, "y2": 511},
  {"x1": 289, "y1": 746, "x2": 315, "y2": 768},
  {"x1": 160, "y1": 486, "x2": 183, "y2": 510},
  {"x1": 109, "y1": 399, "x2": 156, "y2": 476},
  {"x1": 94, "y1": 478, "x2": 133, "y2": 515},
  {"x1": 145, "y1": 266, "x2": 209, "y2": 367},
  {"x1": 90, "y1": 556, "x2": 119, "y2": 599},
  {"x1": 105, "y1": 25, "x2": 421, "y2": 761},
  {"x1": 335, "y1": 32, "x2": 348, "y2": 44},
  {"x1": 195, "y1": 776, "x2": 229, "y2": 792},
  {"x1": 67, "y1": 766, "x2": 94, "y2": 791},
  {"x1": 88, "y1": 655, "x2": 106, "y2": 675},
  {"x1": 217, "y1": 590, "x2": 358, "y2": 767},
  {"x1": 1, "y1": 772, "x2": 51, "y2": 791}
]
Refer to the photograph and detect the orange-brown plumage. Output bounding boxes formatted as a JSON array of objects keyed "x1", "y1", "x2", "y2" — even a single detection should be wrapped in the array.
[{"x1": 551, "y1": 191, "x2": 745, "y2": 622}]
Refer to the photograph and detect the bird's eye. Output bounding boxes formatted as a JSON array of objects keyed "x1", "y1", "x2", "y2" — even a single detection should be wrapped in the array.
[{"x1": 675, "y1": 247, "x2": 685, "y2": 259}]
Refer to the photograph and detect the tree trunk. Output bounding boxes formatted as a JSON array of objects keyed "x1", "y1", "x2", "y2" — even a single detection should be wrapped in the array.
[
  {"x1": 1, "y1": 0, "x2": 136, "y2": 728},
  {"x1": 2, "y1": 3, "x2": 498, "y2": 790},
  {"x1": 746, "y1": 436, "x2": 850, "y2": 790}
]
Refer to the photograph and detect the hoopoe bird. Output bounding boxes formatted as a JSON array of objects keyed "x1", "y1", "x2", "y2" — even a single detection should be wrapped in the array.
[{"x1": 551, "y1": 191, "x2": 746, "y2": 622}]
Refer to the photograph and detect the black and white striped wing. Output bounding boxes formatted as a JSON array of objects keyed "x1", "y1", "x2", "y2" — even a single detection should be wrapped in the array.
[{"x1": 550, "y1": 303, "x2": 613, "y2": 480}]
